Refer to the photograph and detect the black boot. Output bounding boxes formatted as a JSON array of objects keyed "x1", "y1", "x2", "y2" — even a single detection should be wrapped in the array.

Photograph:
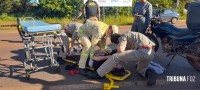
[
  {"x1": 79, "y1": 68, "x2": 90, "y2": 76},
  {"x1": 145, "y1": 69, "x2": 157, "y2": 86},
  {"x1": 65, "y1": 64, "x2": 77, "y2": 70},
  {"x1": 111, "y1": 68, "x2": 126, "y2": 76},
  {"x1": 56, "y1": 57, "x2": 65, "y2": 65},
  {"x1": 87, "y1": 71, "x2": 103, "y2": 79}
]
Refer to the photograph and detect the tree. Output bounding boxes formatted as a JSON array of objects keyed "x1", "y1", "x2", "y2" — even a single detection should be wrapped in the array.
[
  {"x1": 36, "y1": 0, "x2": 73, "y2": 18},
  {"x1": 0, "y1": 0, "x2": 13, "y2": 14},
  {"x1": 148, "y1": 0, "x2": 173, "y2": 9}
]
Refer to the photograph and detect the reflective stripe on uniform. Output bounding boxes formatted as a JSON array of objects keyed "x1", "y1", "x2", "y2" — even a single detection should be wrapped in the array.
[
  {"x1": 81, "y1": 52, "x2": 89, "y2": 56},
  {"x1": 100, "y1": 46, "x2": 107, "y2": 50},
  {"x1": 102, "y1": 24, "x2": 108, "y2": 32},
  {"x1": 90, "y1": 52, "x2": 94, "y2": 56},
  {"x1": 78, "y1": 29, "x2": 84, "y2": 37}
]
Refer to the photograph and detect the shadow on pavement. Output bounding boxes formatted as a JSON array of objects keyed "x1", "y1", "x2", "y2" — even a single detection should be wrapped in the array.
[{"x1": 1, "y1": 40, "x2": 22, "y2": 43}]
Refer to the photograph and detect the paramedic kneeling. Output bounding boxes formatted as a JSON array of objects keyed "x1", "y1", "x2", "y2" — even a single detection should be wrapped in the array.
[{"x1": 87, "y1": 31, "x2": 157, "y2": 86}]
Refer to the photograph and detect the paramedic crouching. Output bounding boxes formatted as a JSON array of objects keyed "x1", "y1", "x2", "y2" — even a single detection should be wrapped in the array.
[
  {"x1": 58, "y1": 22, "x2": 82, "y2": 64},
  {"x1": 87, "y1": 31, "x2": 157, "y2": 86},
  {"x1": 77, "y1": 21, "x2": 118, "y2": 75}
]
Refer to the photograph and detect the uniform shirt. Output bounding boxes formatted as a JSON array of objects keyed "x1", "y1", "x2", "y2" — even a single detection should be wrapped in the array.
[
  {"x1": 65, "y1": 22, "x2": 83, "y2": 47},
  {"x1": 118, "y1": 31, "x2": 155, "y2": 50},
  {"x1": 132, "y1": 1, "x2": 152, "y2": 25},
  {"x1": 80, "y1": 21, "x2": 109, "y2": 59}
]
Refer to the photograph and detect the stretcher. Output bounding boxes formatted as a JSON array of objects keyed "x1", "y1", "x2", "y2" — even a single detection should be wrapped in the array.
[
  {"x1": 17, "y1": 17, "x2": 62, "y2": 80},
  {"x1": 62, "y1": 55, "x2": 131, "y2": 90}
]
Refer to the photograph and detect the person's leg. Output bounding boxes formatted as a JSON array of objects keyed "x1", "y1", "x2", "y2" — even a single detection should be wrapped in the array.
[
  {"x1": 137, "y1": 23, "x2": 148, "y2": 34},
  {"x1": 136, "y1": 59, "x2": 151, "y2": 77},
  {"x1": 137, "y1": 48, "x2": 156, "y2": 86},
  {"x1": 136, "y1": 48, "x2": 155, "y2": 77},
  {"x1": 78, "y1": 33, "x2": 91, "y2": 69},
  {"x1": 97, "y1": 50, "x2": 144, "y2": 77},
  {"x1": 131, "y1": 22, "x2": 138, "y2": 32}
]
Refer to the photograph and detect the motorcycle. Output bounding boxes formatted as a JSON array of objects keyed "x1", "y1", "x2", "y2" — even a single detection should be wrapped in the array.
[{"x1": 146, "y1": 2, "x2": 200, "y2": 71}]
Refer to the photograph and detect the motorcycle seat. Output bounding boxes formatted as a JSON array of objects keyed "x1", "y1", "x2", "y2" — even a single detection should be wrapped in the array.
[
  {"x1": 171, "y1": 27, "x2": 194, "y2": 37},
  {"x1": 158, "y1": 22, "x2": 194, "y2": 37}
]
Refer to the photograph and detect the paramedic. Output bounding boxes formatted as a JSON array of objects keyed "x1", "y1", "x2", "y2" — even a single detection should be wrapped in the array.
[
  {"x1": 87, "y1": 31, "x2": 157, "y2": 86},
  {"x1": 59, "y1": 22, "x2": 83, "y2": 58},
  {"x1": 77, "y1": 21, "x2": 118, "y2": 75},
  {"x1": 76, "y1": 0, "x2": 100, "y2": 21}
]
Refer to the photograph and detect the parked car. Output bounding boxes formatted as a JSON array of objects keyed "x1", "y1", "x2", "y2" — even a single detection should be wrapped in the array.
[{"x1": 153, "y1": 8, "x2": 180, "y2": 24}]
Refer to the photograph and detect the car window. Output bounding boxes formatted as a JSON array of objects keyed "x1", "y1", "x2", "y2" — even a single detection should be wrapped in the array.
[{"x1": 163, "y1": 9, "x2": 173, "y2": 14}]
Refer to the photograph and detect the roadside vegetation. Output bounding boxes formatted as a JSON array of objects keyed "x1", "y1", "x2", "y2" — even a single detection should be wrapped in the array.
[{"x1": 0, "y1": 0, "x2": 189, "y2": 30}]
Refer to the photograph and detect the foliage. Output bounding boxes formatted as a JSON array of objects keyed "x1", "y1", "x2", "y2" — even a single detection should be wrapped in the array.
[
  {"x1": 0, "y1": 0, "x2": 13, "y2": 14},
  {"x1": 0, "y1": 0, "x2": 189, "y2": 23},
  {"x1": 148, "y1": 0, "x2": 174, "y2": 8},
  {"x1": 0, "y1": 13, "x2": 16, "y2": 21}
]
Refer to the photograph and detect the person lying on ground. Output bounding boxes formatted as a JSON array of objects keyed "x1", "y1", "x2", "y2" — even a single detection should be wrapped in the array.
[{"x1": 66, "y1": 49, "x2": 125, "y2": 76}]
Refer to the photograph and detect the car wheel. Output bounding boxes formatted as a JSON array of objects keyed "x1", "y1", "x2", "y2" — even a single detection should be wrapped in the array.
[{"x1": 171, "y1": 17, "x2": 178, "y2": 24}]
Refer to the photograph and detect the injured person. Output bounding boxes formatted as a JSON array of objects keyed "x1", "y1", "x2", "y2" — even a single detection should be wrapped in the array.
[{"x1": 66, "y1": 49, "x2": 126, "y2": 76}]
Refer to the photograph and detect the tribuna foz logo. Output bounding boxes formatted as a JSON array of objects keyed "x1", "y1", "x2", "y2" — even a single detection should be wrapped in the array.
[{"x1": 166, "y1": 76, "x2": 195, "y2": 82}]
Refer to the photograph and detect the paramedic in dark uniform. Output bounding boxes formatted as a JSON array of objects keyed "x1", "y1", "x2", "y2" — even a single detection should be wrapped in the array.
[
  {"x1": 131, "y1": 0, "x2": 152, "y2": 34},
  {"x1": 87, "y1": 31, "x2": 157, "y2": 86},
  {"x1": 76, "y1": 0, "x2": 100, "y2": 21}
]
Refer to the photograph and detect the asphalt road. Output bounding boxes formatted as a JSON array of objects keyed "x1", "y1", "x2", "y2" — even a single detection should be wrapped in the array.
[{"x1": 0, "y1": 20, "x2": 199, "y2": 90}]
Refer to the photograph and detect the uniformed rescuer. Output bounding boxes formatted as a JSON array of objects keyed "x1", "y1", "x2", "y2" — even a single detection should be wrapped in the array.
[
  {"x1": 87, "y1": 31, "x2": 157, "y2": 86},
  {"x1": 59, "y1": 22, "x2": 83, "y2": 58},
  {"x1": 76, "y1": 0, "x2": 100, "y2": 21},
  {"x1": 77, "y1": 21, "x2": 119, "y2": 75}
]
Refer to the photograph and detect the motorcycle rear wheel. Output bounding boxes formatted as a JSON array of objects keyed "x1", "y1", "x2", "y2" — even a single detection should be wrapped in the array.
[{"x1": 185, "y1": 42, "x2": 200, "y2": 71}]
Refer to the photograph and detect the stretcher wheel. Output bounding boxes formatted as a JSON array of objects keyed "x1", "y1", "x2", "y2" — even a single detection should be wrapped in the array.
[
  {"x1": 56, "y1": 67, "x2": 61, "y2": 73},
  {"x1": 26, "y1": 71, "x2": 30, "y2": 80}
]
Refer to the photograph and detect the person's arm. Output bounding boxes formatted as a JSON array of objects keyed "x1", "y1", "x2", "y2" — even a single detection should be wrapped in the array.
[
  {"x1": 97, "y1": 4, "x2": 101, "y2": 20},
  {"x1": 71, "y1": 31, "x2": 78, "y2": 48},
  {"x1": 77, "y1": 4, "x2": 86, "y2": 19},
  {"x1": 71, "y1": 24, "x2": 80, "y2": 48},
  {"x1": 117, "y1": 46, "x2": 126, "y2": 53},
  {"x1": 117, "y1": 36, "x2": 127, "y2": 53},
  {"x1": 93, "y1": 55, "x2": 110, "y2": 61},
  {"x1": 132, "y1": 2, "x2": 138, "y2": 17},
  {"x1": 146, "y1": 3, "x2": 153, "y2": 26}
]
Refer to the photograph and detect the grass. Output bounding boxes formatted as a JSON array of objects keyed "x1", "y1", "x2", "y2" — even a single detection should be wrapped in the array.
[
  {"x1": 180, "y1": 14, "x2": 187, "y2": 20},
  {"x1": 0, "y1": 27, "x2": 17, "y2": 30},
  {"x1": 0, "y1": 14, "x2": 186, "y2": 30},
  {"x1": 0, "y1": 15, "x2": 134, "y2": 30},
  {"x1": 102, "y1": 15, "x2": 134, "y2": 25}
]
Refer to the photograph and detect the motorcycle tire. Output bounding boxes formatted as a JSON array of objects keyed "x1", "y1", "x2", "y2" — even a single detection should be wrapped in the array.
[
  {"x1": 145, "y1": 33, "x2": 159, "y2": 52},
  {"x1": 185, "y1": 42, "x2": 200, "y2": 71}
]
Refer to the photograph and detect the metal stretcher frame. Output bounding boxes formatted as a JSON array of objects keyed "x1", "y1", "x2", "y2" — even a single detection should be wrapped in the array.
[{"x1": 17, "y1": 17, "x2": 63, "y2": 80}]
